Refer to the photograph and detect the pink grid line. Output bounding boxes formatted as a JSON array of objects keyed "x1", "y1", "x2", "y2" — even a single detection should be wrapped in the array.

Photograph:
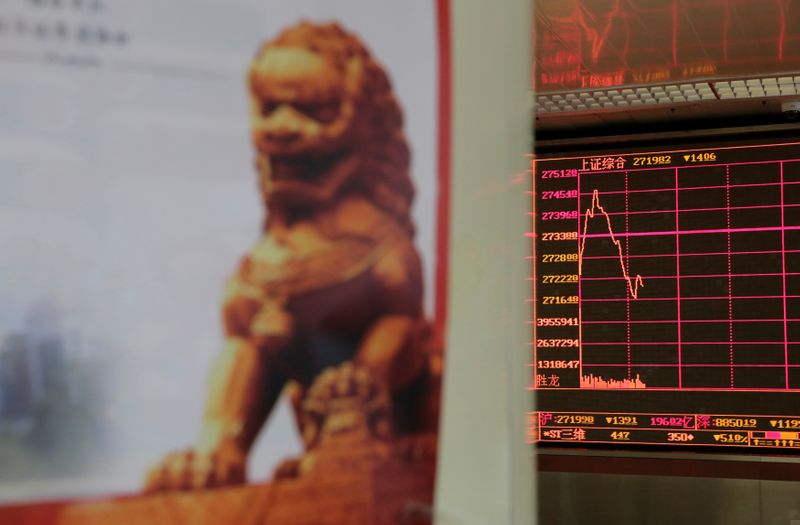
[
  {"x1": 726, "y1": 165, "x2": 735, "y2": 388},
  {"x1": 579, "y1": 180, "x2": 800, "y2": 197},
  {"x1": 626, "y1": 170, "x2": 632, "y2": 379},
  {"x1": 582, "y1": 225, "x2": 800, "y2": 239},
  {"x1": 781, "y1": 161, "x2": 791, "y2": 388},
  {"x1": 581, "y1": 319, "x2": 800, "y2": 324},
  {"x1": 581, "y1": 272, "x2": 800, "y2": 281},
  {"x1": 538, "y1": 141, "x2": 800, "y2": 162},
  {"x1": 581, "y1": 295, "x2": 797, "y2": 302},
  {"x1": 582, "y1": 364, "x2": 800, "y2": 368},
  {"x1": 577, "y1": 165, "x2": 583, "y2": 381},
  {"x1": 579, "y1": 158, "x2": 793, "y2": 174},
  {"x1": 579, "y1": 249, "x2": 800, "y2": 260},
  {"x1": 533, "y1": 387, "x2": 800, "y2": 392},
  {"x1": 589, "y1": 203, "x2": 800, "y2": 218},
  {"x1": 581, "y1": 342, "x2": 797, "y2": 346},
  {"x1": 675, "y1": 167, "x2": 683, "y2": 388},
  {"x1": 526, "y1": 340, "x2": 800, "y2": 346}
]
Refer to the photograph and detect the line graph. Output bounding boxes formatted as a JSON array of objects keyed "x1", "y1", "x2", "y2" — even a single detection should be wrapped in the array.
[
  {"x1": 533, "y1": 146, "x2": 800, "y2": 394},
  {"x1": 576, "y1": 160, "x2": 799, "y2": 390},
  {"x1": 532, "y1": 142, "x2": 800, "y2": 451},
  {"x1": 579, "y1": 189, "x2": 645, "y2": 299}
]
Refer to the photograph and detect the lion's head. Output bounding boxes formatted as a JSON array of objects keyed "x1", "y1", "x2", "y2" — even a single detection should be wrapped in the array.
[{"x1": 248, "y1": 22, "x2": 414, "y2": 233}]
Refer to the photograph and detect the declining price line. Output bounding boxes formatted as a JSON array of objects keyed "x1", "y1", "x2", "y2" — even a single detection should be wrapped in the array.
[{"x1": 579, "y1": 189, "x2": 645, "y2": 299}]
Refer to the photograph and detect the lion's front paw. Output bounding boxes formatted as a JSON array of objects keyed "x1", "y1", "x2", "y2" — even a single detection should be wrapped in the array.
[
  {"x1": 272, "y1": 457, "x2": 301, "y2": 480},
  {"x1": 143, "y1": 446, "x2": 246, "y2": 493},
  {"x1": 301, "y1": 362, "x2": 393, "y2": 447}
]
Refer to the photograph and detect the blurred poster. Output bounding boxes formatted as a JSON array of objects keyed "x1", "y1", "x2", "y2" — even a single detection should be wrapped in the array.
[{"x1": 0, "y1": 0, "x2": 450, "y2": 523}]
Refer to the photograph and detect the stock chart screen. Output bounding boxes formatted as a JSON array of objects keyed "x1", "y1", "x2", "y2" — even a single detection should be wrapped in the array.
[{"x1": 531, "y1": 140, "x2": 800, "y2": 450}]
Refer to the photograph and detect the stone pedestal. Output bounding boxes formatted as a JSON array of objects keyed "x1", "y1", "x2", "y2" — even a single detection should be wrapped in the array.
[{"x1": 18, "y1": 433, "x2": 436, "y2": 525}]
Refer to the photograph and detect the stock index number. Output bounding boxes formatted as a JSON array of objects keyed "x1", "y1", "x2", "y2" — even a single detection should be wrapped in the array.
[
  {"x1": 541, "y1": 169, "x2": 578, "y2": 179},
  {"x1": 632, "y1": 155, "x2": 671, "y2": 166},
  {"x1": 542, "y1": 296, "x2": 579, "y2": 305},
  {"x1": 541, "y1": 232, "x2": 578, "y2": 241},
  {"x1": 542, "y1": 274, "x2": 579, "y2": 284},
  {"x1": 541, "y1": 253, "x2": 578, "y2": 263},
  {"x1": 536, "y1": 317, "x2": 579, "y2": 326}
]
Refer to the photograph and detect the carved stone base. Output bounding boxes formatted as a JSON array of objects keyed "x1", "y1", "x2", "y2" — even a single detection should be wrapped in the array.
[{"x1": 2, "y1": 433, "x2": 436, "y2": 525}]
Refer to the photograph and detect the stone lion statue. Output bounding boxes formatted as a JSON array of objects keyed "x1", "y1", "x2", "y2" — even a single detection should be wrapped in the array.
[{"x1": 143, "y1": 21, "x2": 440, "y2": 492}]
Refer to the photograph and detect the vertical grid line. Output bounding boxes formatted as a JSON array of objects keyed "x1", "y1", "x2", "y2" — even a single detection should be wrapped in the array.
[
  {"x1": 675, "y1": 167, "x2": 683, "y2": 388},
  {"x1": 577, "y1": 167, "x2": 583, "y2": 385},
  {"x1": 781, "y1": 161, "x2": 790, "y2": 388},
  {"x1": 531, "y1": 162, "x2": 537, "y2": 389},
  {"x1": 726, "y1": 164, "x2": 734, "y2": 388},
  {"x1": 625, "y1": 170, "x2": 631, "y2": 379}
]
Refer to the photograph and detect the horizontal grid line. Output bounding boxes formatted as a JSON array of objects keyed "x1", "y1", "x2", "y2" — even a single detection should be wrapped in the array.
[
  {"x1": 537, "y1": 142, "x2": 800, "y2": 162},
  {"x1": 581, "y1": 319, "x2": 800, "y2": 324},
  {"x1": 581, "y1": 272, "x2": 800, "y2": 281},
  {"x1": 537, "y1": 387, "x2": 800, "y2": 392},
  {"x1": 578, "y1": 180, "x2": 800, "y2": 196},
  {"x1": 582, "y1": 225, "x2": 800, "y2": 239},
  {"x1": 581, "y1": 341, "x2": 798, "y2": 345},
  {"x1": 527, "y1": 341, "x2": 800, "y2": 345},
  {"x1": 580, "y1": 202, "x2": 800, "y2": 217},
  {"x1": 578, "y1": 249, "x2": 800, "y2": 260},
  {"x1": 582, "y1": 364, "x2": 800, "y2": 368},
  {"x1": 581, "y1": 295, "x2": 799, "y2": 302},
  {"x1": 578, "y1": 159, "x2": 796, "y2": 175}
]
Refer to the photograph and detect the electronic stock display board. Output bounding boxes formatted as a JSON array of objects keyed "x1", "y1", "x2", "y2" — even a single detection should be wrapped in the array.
[{"x1": 531, "y1": 140, "x2": 800, "y2": 451}]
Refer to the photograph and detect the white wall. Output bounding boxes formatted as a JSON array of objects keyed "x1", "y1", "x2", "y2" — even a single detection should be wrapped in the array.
[{"x1": 435, "y1": 0, "x2": 534, "y2": 523}]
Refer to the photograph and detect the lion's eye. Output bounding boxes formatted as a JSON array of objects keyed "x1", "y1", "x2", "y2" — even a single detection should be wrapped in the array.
[
  {"x1": 313, "y1": 102, "x2": 340, "y2": 124},
  {"x1": 295, "y1": 101, "x2": 340, "y2": 124},
  {"x1": 261, "y1": 100, "x2": 278, "y2": 116}
]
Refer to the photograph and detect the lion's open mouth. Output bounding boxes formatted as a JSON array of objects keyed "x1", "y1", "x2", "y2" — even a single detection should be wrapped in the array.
[{"x1": 269, "y1": 149, "x2": 352, "y2": 182}]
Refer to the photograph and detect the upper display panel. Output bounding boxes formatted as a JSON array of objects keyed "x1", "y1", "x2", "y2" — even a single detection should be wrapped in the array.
[{"x1": 535, "y1": 0, "x2": 800, "y2": 92}]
